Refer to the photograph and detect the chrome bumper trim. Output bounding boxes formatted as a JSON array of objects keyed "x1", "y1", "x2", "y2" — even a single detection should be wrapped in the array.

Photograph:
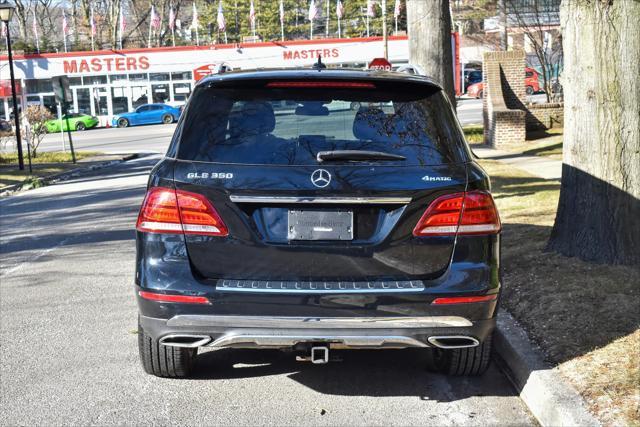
[
  {"x1": 166, "y1": 315, "x2": 473, "y2": 329},
  {"x1": 216, "y1": 279, "x2": 425, "y2": 293},
  {"x1": 229, "y1": 195, "x2": 412, "y2": 205},
  {"x1": 208, "y1": 334, "x2": 428, "y2": 348}
]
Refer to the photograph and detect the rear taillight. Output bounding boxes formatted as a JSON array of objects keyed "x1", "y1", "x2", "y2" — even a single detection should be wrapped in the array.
[
  {"x1": 136, "y1": 187, "x2": 228, "y2": 236},
  {"x1": 431, "y1": 294, "x2": 497, "y2": 305},
  {"x1": 138, "y1": 290, "x2": 210, "y2": 304},
  {"x1": 413, "y1": 190, "x2": 501, "y2": 236}
]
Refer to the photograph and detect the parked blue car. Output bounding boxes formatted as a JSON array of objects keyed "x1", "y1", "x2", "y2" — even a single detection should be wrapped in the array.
[{"x1": 112, "y1": 104, "x2": 180, "y2": 128}]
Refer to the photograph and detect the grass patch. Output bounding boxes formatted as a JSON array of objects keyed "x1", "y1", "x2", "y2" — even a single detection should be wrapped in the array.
[
  {"x1": 0, "y1": 151, "x2": 105, "y2": 189},
  {"x1": 479, "y1": 159, "x2": 640, "y2": 426},
  {"x1": 463, "y1": 125, "x2": 484, "y2": 144},
  {"x1": 0, "y1": 151, "x2": 99, "y2": 165}
]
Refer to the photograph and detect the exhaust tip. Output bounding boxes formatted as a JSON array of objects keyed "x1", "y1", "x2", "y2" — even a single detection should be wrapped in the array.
[
  {"x1": 159, "y1": 334, "x2": 211, "y2": 348},
  {"x1": 427, "y1": 336, "x2": 480, "y2": 349}
]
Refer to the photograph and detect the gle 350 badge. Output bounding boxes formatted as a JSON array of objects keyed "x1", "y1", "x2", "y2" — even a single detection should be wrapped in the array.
[{"x1": 186, "y1": 172, "x2": 234, "y2": 179}]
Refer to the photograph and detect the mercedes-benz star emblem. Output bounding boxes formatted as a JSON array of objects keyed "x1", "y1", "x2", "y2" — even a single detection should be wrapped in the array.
[{"x1": 311, "y1": 169, "x2": 331, "y2": 188}]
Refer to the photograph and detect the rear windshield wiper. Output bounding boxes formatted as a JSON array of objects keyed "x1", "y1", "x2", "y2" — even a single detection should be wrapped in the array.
[{"x1": 317, "y1": 150, "x2": 406, "y2": 163}]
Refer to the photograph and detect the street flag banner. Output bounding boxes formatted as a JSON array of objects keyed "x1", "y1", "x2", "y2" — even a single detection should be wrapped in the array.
[
  {"x1": 308, "y1": 0, "x2": 318, "y2": 21},
  {"x1": 62, "y1": 10, "x2": 69, "y2": 52},
  {"x1": 366, "y1": 0, "x2": 374, "y2": 37},
  {"x1": 279, "y1": 0, "x2": 285, "y2": 41},
  {"x1": 393, "y1": 0, "x2": 401, "y2": 34},
  {"x1": 150, "y1": 6, "x2": 161, "y2": 30},
  {"x1": 192, "y1": 2, "x2": 200, "y2": 45},
  {"x1": 169, "y1": 7, "x2": 176, "y2": 46},
  {"x1": 308, "y1": 0, "x2": 318, "y2": 39},
  {"x1": 336, "y1": 0, "x2": 344, "y2": 38},
  {"x1": 1, "y1": 22, "x2": 6, "y2": 38},
  {"x1": 32, "y1": 9, "x2": 40, "y2": 53},
  {"x1": 169, "y1": 8, "x2": 176, "y2": 30},
  {"x1": 62, "y1": 10, "x2": 69, "y2": 35},
  {"x1": 119, "y1": 4, "x2": 126, "y2": 49},
  {"x1": 367, "y1": 0, "x2": 376, "y2": 17},
  {"x1": 90, "y1": 8, "x2": 96, "y2": 35},
  {"x1": 249, "y1": 1, "x2": 256, "y2": 37},
  {"x1": 90, "y1": 7, "x2": 96, "y2": 51},
  {"x1": 217, "y1": 2, "x2": 225, "y2": 32}
]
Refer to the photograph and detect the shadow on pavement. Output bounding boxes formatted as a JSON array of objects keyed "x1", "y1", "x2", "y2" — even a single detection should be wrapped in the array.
[{"x1": 190, "y1": 348, "x2": 518, "y2": 400}]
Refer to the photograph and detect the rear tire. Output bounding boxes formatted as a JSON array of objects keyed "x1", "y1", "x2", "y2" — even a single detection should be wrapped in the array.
[
  {"x1": 427, "y1": 334, "x2": 492, "y2": 376},
  {"x1": 117, "y1": 118, "x2": 129, "y2": 128},
  {"x1": 75, "y1": 122, "x2": 86, "y2": 131},
  {"x1": 477, "y1": 90, "x2": 484, "y2": 99},
  {"x1": 162, "y1": 114, "x2": 173, "y2": 124},
  {"x1": 526, "y1": 85, "x2": 535, "y2": 95},
  {"x1": 138, "y1": 322, "x2": 196, "y2": 378}
]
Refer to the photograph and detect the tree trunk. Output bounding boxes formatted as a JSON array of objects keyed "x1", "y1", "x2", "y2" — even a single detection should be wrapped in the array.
[
  {"x1": 406, "y1": 0, "x2": 455, "y2": 105},
  {"x1": 547, "y1": 0, "x2": 640, "y2": 265}
]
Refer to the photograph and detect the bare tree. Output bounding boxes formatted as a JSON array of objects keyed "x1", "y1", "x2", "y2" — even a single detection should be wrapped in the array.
[
  {"x1": 505, "y1": 0, "x2": 563, "y2": 102},
  {"x1": 22, "y1": 105, "x2": 53, "y2": 158},
  {"x1": 547, "y1": 0, "x2": 640, "y2": 265}
]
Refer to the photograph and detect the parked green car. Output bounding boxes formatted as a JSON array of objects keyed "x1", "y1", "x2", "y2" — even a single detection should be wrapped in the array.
[{"x1": 44, "y1": 113, "x2": 99, "y2": 132}]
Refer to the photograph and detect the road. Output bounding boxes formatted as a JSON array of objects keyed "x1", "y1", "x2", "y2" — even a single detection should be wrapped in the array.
[{"x1": 0, "y1": 155, "x2": 536, "y2": 425}]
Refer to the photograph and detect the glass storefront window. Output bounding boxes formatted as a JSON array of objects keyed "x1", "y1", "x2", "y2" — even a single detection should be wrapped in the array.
[
  {"x1": 171, "y1": 71, "x2": 192, "y2": 81},
  {"x1": 0, "y1": 100, "x2": 6, "y2": 120},
  {"x1": 152, "y1": 84, "x2": 170, "y2": 103},
  {"x1": 131, "y1": 86, "x2": 149, "y2": 108},
  {"x1": 26, "y1": 95, "x2": 41, "y2": 106},
  {"x1": 172, "y1": 82, "x2": 192, "y2": 102},
  {"x1": 76, "y1": 88, "x2": 91, "y2": 115},
  {"x1": 129, "y1": 73, "x2": 148, "y2": 82},
  {"x1": 150, "y1": 73, "x2": 170, "y2": 81},
  {"x1": 69, "y1": 77, "x2": 82, "y2": 86},
  {"x1": 25, "y1": 79, "x2": 53, "y2": 94},
  {"x1": 42, "y1": 95, "x2": 56, "y2": 114},
  {"x1": 84, "y1": 75, "x2": 107, "y2": 85},
  {"x1": 93, "y1": 88, "x2": 109, "y2": 116},
  {"x1": 110, "y1": 74, "x2": 129, "y2": 82},
  {"x1": 111, "y1": 87, "x2": 129, "y2": 114}
]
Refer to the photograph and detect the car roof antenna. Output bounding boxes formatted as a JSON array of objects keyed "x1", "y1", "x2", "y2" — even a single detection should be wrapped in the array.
[{"x1": 313, "y1": 55, "x2": 327, "y2": 71}]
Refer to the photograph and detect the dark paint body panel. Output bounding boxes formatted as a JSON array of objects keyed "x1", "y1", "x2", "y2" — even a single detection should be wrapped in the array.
[
  {"x1": 135, "y1": 69, "x2": 501, "y2": 345},
  {"x1": 173, "y1": 160, "x2": 467, "y2": 280}
]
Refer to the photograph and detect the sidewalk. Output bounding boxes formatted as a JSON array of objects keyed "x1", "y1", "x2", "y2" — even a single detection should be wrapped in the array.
[{"x1": 472, "y1": 146, "x2": 562, "y2": 180}]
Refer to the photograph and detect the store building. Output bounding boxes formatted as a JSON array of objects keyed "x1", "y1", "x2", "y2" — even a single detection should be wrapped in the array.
[{"x1": 0, "y1": 36, "x2": 409, "y2": 124}]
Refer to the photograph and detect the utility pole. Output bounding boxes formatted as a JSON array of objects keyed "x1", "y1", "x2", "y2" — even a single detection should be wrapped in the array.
[{"x1": 382, "y1": 0, "x2": 388, "y2": 59}]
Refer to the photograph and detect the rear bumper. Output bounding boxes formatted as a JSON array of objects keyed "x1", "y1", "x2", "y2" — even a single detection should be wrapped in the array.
[{"x1": 139, "y1": 313, "x2": 496, "y2": 350}]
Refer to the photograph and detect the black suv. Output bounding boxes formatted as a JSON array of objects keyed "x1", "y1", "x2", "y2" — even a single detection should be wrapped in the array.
[{"x1": 135, "y1": 68, "x2": 501, "y2": 378}]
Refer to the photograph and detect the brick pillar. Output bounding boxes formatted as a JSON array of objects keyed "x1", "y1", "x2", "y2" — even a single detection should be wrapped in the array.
[{"x1": 483, "y1": 50, "x2": 527, "y2": 147}]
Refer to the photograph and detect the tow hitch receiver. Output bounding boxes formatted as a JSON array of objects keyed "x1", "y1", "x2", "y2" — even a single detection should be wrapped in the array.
[{"x1": 296, "y1": 346, "x2": 330, "y2": 364}]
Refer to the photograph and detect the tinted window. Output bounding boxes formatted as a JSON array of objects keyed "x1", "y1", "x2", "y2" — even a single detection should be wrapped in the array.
[
  {"x1": 177, "y1": 83, "x2": 465, "y2": 166},
  {"x1": 137, "y1": 106, "x2": 150, "y2": 113}
]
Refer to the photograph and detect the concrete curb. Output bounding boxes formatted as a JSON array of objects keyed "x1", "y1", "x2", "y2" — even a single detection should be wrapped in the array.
[
  {"x1": 494, "y1": 310, "x2": 600, "y2": 426},
  {"x1": 0, "y1": 153, "x2": 140, "y2": 197}
]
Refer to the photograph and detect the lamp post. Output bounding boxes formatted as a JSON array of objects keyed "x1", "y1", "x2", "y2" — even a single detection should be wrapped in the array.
[{"x1": 0, "y1": 1, "x2": 27, "y2": 172}]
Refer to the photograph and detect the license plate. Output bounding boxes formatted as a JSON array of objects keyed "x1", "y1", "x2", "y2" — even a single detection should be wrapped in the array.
[{"x1": 288, "y1": 210, "x2": 353, "y2": 241}]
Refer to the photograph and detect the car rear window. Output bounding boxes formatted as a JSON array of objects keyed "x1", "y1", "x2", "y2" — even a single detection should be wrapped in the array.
[{"x1": 176, "y1": 81, "x2": 467, "y2": 166}]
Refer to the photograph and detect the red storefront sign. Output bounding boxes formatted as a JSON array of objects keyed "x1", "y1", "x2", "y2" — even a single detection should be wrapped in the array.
[
  {"x1": 0, "y1": 80, "x2": 21, "y2": 97},
  {"x1": 62, "y1": 56, "x2": 150, "y2": 74}
]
